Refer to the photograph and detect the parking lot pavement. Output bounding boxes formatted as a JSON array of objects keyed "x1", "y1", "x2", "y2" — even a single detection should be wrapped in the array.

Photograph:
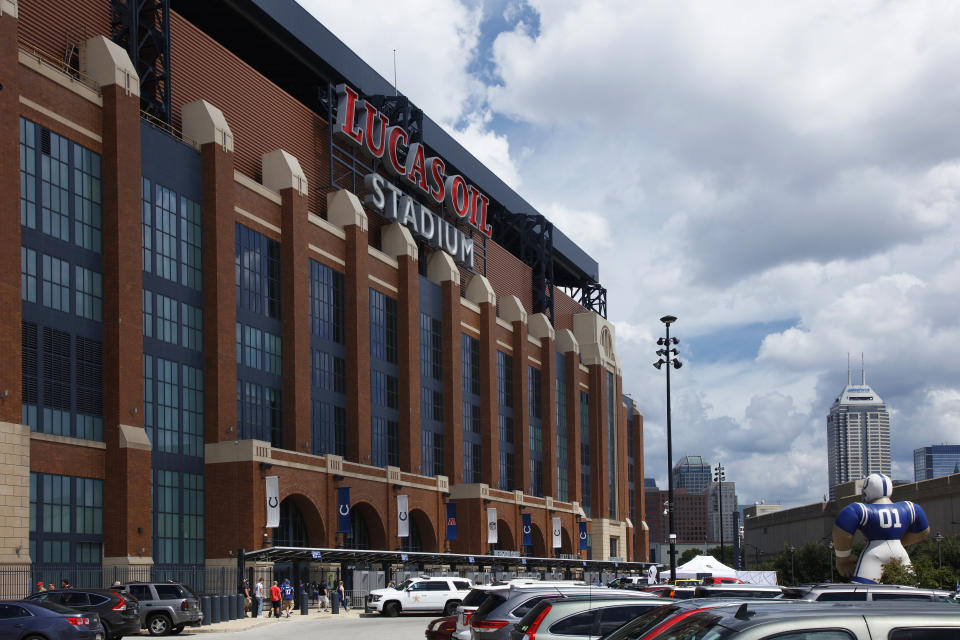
[{"x1": 182, "y1": 606, "x2": 365, "y2": 634}]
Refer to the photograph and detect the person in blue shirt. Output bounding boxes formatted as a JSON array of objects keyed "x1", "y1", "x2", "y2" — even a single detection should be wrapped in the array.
[
  {"x1": 280, "y1": 578, "x2": 296, "y2": 617},
  {"x1": 832, "y1": 473, "x2": 930, "y2": 583}
]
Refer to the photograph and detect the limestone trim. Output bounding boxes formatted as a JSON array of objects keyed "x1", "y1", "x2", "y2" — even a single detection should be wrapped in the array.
[
  {"x1": 368, "y1": 245, "x2": 399, "y2": 269},
  {"x1": 499, "y1": 296, "x2": 526, "y2": 325},
  {"x1": 465, "y1": 274, "x2": 495, "y2": 306},
  {"x1": 19, "y1": 96, "x2": 102, "y2": 143},
  {"x1": 527, "y1": 335, "x2": 542, "y2": 348},
  {"x1": 556, "y1": 329, "x2": 579, "y2": 355},
  {"x1": 460, "y1": 298, "x2": 481, "y2": 314},
  {"x1": 368, "y1": 274, "x2": 398, "y2": 293},
  {"x1": 262, "y1": 149, "x2": 307, "y2": 195},
  {"x1": 579, "y1": 364, "x2": 590, "y2": 374},
  {"x1": 181, "y1": 100, "x2": 234, "y2": 152},
  {"x1": 80, "y1": 36, "x2": 139, "y2": 96},
  {"x1": 309, "y1": 244, "x2": 345, "y2": 266},
  {"x1": 307, "y1": 212, "x2": 346, "y2": 239},
  {"x1": 528, "y1": 313, "x2": 555, "y2": 342},
  {"x1": 103, "y1": 556, "x2": 154, "y2": 566},
  {"x1": 495, "y1": 340, "x2": 513, "y2": 352},
  {"x1": 235, "y1": 170, "x2": 282, "y2": 205},
  {"x1": 2, "y1": 0, "x2": 18, "y2": 18},
  {"x1": 118, "y1": 424, "x2": 151, "y2": 451},
  {"x1": 234, "y1": 206, "x2": 281, "y2": 235},
  {"x1": 380, "y1": 223, "x2": 417, "y2": 261},
  {"x1": 460, "y1": 322, "x2": 480, "y2": 335},
  {"x1": 30, "y1": 431, "x2": 106, "y2": 450},
  {"x1": 326, "y1": 190, "x2": 368, "y2": 231},
  {"x1": 18, "y1": 51, "x2": 101, "y2": 105},
  {"x1": 527, "y1": 355, "x2": 542, "y2": 366},
  {"x1": 496, "y1": 318, "x2": 514, "y2": 331},
  {"x1": 426, "y1": 251, "x2": 459, "y2": 285},
  {"x1": 579, "y1": 382, "x2": 589, "y2": 390}
]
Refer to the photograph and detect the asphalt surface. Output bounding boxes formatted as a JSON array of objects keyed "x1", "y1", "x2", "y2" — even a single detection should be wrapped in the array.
[{"x1": 157, "y1": 607, "x2": 437, "y2": 640}]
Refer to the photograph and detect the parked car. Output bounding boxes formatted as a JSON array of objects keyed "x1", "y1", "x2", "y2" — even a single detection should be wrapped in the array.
[
  {"x1": 510, "y1": 595, "x2": 670, "y2": 640},
  {"x1": 24, "y1": 588, "x2": 140, "y2": 640},
  {"x1": 367, "y1": 576, "x2": 473, "y2": 616},
  {"x1": 780, "y1": 582, "x2": 959, "y2": 603},
  {"x1": 0, "y1": 599, "x2": 105, "y2": 640},
  {"x1": 601, "y1": 599, "x2": 809, "y2": 640},
  {"x1": 455, "y1": 581, "x2": 589, "y2": 640},
  {"x1": 700, "y1": 576, "x2": 744, "y2": 585},
  {"x1": 426, "y1": 615, "x2": 459, "y2": 640},
  {"x1": 117, "y1": 582, "x2": 202, "y2": 635},
  {"x1": 640, "y1": 600, "x2": 960, "y2": 639},
  {"x1": 692, "y1": 584, "x2": 782, "y2": 599},
  {"x1": 470, "y1": 584, "x2": 654, "y2": 640},
  {"x1": 606, "y1": 577, "x2": 647, "y2": 589},
  {"x1": 649, "y1": 585, "x2": 696, "y2": 599}
]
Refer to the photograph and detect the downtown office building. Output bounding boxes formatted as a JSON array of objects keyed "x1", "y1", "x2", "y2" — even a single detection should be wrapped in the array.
[
  {"x1": 0, "y1": 0, "x2": 648, "y2": 583},
  {"x1": 826, "y1": 373, "x2": 890, "y2": 500}
]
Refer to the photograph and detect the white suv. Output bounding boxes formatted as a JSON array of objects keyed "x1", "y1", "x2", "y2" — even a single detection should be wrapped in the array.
[{"x1": 367, "y1": 576, "x2": 473, "y2": 616}]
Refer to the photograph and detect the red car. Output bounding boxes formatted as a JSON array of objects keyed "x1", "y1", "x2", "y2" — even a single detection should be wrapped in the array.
[
  {"x1": 701, "y1": 576, "x2": 744, "y2": 585},
  {"x1": 425, "y1": 615, "x2": 458, "y2": 640}
]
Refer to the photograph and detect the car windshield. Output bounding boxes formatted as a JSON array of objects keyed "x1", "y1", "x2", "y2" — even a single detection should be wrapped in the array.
[
  {"x1": 395, "y1": 580, "x2": 414, "y2": 591},
  {"x1": 462, "y1": 589, "x2": 495, "y2": 607},
  {"x1": 471, "y1": 592, "x2": 508, "y2": 620},
  {"x1": 602, "y1": 604, "x2": 681, "y2": 640},
  {"x1": 651, "y1": 612, "x2": 731, "y2": 640}
]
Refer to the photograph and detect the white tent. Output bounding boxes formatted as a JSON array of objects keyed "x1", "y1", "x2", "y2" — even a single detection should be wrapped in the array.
[{"x1": 665, "y1": 555, "x2": 738, "y2": 579}]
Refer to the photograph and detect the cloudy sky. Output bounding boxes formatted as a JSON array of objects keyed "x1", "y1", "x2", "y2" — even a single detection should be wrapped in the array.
[{"x1": 297, "y1": 0, "x2": 960, "y2": 509}]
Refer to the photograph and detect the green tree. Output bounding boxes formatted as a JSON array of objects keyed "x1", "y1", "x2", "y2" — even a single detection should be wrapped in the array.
[{"x1": 678, "y1": 548, "x2": 703, "y2": 564}]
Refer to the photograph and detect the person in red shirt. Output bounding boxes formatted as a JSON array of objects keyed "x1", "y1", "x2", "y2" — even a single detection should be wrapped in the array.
[{"x1": 269, "y1": 581, "x2": 282, "y2": 618}]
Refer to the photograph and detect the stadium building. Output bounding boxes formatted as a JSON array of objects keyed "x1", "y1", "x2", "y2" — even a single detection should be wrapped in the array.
[{"x1": 0, "y1": 0, "x2": 648, "y2": 583}]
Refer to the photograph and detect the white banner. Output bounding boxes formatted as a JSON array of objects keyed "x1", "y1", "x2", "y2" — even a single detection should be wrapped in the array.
[
  {"x1": 397, "y1": 495, "x2": 409, "y2": 538},
  {"x1": 552, "y1": 517, "x2": 562, "y2": 549},
  {"x1": 486, "y1": 507, "x2": 498, "y2": 544},
  {"x1": 265, "y1": 476, "x2": 280, "y2": 529}
]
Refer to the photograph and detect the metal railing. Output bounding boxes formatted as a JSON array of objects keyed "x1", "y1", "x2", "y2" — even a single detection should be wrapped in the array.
[{"x1": 0, "y1": 565, "x2": 243, "y2": 599}]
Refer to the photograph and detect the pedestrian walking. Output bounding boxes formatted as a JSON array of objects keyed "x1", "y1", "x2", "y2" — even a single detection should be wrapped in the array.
[
  {"x1": 318, "y1": 581, "x2": 328, "y2": 611},
  {"x1": 281, "y1": 579, "x2": 295, "y2": 617},
  {"x1": 254, "y1": 578, "x2": 264, "y2": 618},
  {"x1": 241, "y1": 578, "x2": 252, "y2": 616},
  {"x1": 269, "y1": 580, "x2": 282, "y2": 618},
  {"x1": 35, "y1": 581, "x2": 46, "y2": 593},
  {"x1": 336, "y1": 580, "x2": 348, "y2": 611},
  {"x1": 60, "y1": 578, "x2": 72, "y2": 589}
]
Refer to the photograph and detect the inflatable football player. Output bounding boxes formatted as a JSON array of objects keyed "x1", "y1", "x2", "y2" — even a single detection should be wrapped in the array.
[{"x1": 832, "y1": 473, "x2": 930, "y2": 583}]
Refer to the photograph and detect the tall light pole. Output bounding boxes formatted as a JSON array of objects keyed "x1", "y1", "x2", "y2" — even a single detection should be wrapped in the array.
[
  {"x1": 654, "y1": 315, "x2": 682, "y2": 583},
  {"x1": 789, "y1": 545, "x2": 796, "y2": 585},
  {"x1": 714, "y1": 463, "x2": 725, "y2": 564},
  {"x1": 934, "y1": 531, "x2": 944, "y2": 569}
]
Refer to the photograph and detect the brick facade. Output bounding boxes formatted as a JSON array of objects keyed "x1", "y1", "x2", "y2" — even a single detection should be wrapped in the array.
[{"x1": 4, "y1": 0, "x2": 646, "y2": 569}]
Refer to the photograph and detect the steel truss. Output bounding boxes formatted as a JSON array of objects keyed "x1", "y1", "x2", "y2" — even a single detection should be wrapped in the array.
[{"x1": 111, "y1": 0, "x2": 171, "y2": 123}]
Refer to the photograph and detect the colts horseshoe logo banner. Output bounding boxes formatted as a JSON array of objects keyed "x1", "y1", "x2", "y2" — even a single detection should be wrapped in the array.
[
  {"x1": 337, "y1": 487, "x2": 352, "y2": 533},
  {"x1": 265, "y1": 476, "x2": 280, "y2": 529},
  {"x1": 486, "y1": 507, "x2": 498, "y2": 544},
  {"x1": 578, "y1": 521, "x2": 588, "y2": 550},
  {"x1": 397, "y1": 494, "x2": 409, "y2": 538},
  {"x1": 445, "y1": 502, "x2": 457, "y2": 541},
  {"x1": 552, "y1": 517, "x2": 562, "y2": 549},
  {"x1": 522, "y1": 512, "x2": 532, "y2": 547}
]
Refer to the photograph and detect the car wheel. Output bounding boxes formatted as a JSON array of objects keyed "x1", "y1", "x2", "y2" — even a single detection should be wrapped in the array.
[
  {"x1": 100, "y1": 621, "x2": 113, "y2": 640},
  {"x1": 169, "y1": 624, "x2": 185, "y2": 635},
  {"x1": 443, "y1": 601, "x2": 460, "y2": 617},
  {"x1": 383, "y1": 601, "x2": 400, "y2": 617},
  {"x1": 147, "y1": 613, "x2": 173, "y2": 636}
]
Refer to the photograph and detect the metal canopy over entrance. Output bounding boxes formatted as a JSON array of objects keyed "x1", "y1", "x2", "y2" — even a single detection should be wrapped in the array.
[{"x1": 245, "y1": 547, "x2": 650, "y2": 573}]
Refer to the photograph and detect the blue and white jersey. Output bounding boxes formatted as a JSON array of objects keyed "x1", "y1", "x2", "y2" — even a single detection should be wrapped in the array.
[
  {"x1": 280, "y1": 583, "x2": 295, "y2": 600},
  {"x1": 835, "y1": 501, "x2": 928, "y2": 541}
]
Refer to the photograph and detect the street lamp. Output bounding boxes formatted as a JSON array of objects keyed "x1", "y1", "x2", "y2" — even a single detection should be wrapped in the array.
[
  {"x1": 788, "y1": 545, "x2": 796, "y2": 585},
  {"x1": 654, "y1": 315, "x2": 682, "y2": 583},
  {"x1": 714, "y1": 463, "x2": 725, "y2": 564},
  {"x1": 934, "y1": 531, "x2": 944, "y2": 569},
  {"x1": 827, "y1": 540, "x2": 834, "y2": 583}
]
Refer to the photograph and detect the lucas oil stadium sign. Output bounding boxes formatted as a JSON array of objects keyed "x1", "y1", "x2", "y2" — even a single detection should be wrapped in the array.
[{"x1": 334, "y1": 84, "x2": 492, "y2": 266}]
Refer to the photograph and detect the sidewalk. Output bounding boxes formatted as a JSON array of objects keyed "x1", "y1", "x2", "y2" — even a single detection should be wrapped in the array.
[{"x1": 189, "y1": 606, "x2": 364, "y2": 633}]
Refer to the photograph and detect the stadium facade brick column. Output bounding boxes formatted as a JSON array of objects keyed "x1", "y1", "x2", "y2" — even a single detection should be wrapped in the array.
[{"x1": 82, "y1": 34, "x2": 154, "y2": 578}]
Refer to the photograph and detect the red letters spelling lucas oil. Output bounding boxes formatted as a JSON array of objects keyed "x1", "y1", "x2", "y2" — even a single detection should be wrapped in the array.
[{"x1": 334, "y1": 84, "x2": 493, "y2": 238}]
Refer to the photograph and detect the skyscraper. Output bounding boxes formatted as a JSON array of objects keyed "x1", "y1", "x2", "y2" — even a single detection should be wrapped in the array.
[
  {"x1": 826, "y1": 359, "x2": 890, "y2": 499},
  {"x1": 707, "y1": 480, "x2": 738, "y2": 544},
  {"x1": 674, "y1": 455, "x2": 712, "y2": 494},
  {"x1": 914, "y1": 445, "x2": 960, "y2": 481}
]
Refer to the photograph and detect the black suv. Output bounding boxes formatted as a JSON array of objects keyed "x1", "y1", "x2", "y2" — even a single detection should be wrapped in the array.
[{"x1": 24, "y1": 588, "x2": 140, "y2": 640}]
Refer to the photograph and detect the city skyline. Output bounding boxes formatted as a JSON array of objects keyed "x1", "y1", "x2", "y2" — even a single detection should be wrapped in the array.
[{"x1": 301, "y1": 0, "x2": 960, "y2": 508}]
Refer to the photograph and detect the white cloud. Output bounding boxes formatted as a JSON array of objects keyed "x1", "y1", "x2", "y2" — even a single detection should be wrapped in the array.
[{"x1": 296, "y1": 0, "x2": 960, "y2": 508}]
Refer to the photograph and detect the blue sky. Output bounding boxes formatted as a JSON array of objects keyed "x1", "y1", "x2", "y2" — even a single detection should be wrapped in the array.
[{"x1": 299, "y1": 0, "x2": 960, "y2": 509}]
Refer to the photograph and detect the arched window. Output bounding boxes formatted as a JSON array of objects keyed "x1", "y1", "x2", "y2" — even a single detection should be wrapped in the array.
[{"x1": 275, "y1": 499, "x2": 308, "y2": 547}]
